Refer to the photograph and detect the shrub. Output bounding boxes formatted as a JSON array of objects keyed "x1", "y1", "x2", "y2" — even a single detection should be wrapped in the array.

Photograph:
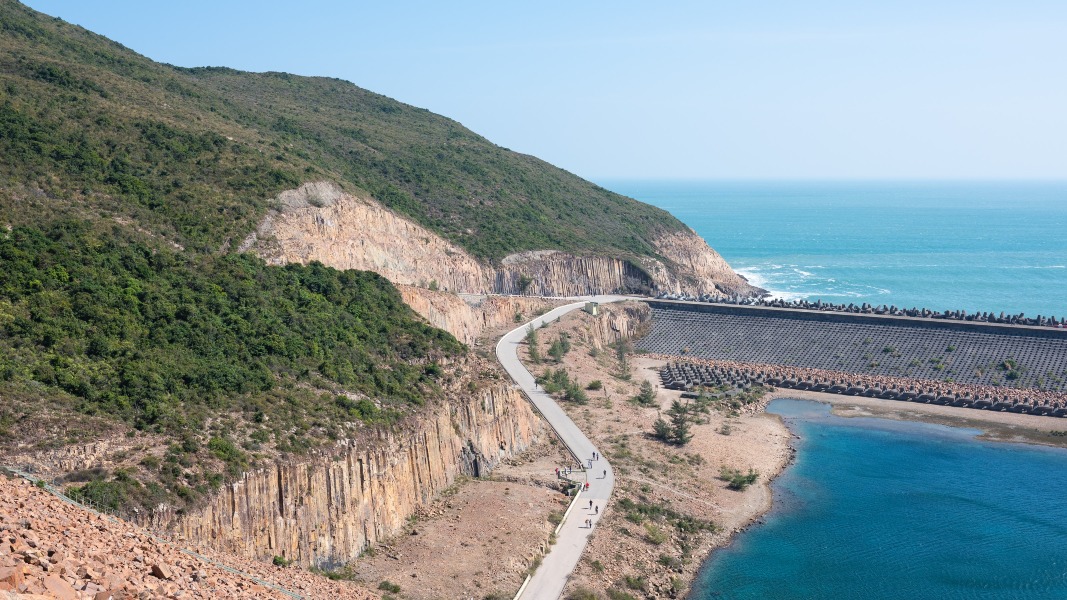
[
  {"x1": 658, "y1": 553, "x2": 683, "y2": 570},
  {"x1": 586, "y1": 380, "x2": 603, "y2": 391},
  {"x1": 634, "y1": 380, "x2": 656, "y2": 406},
  {"x1": 272, "y1": 555, "x2": 292, "y2": 567},
  {"x1": 378, "y1": 581, "x2": 401, "y2": 593},
  {"x1": 720, "y1": 466, "x2": 759, "y2": 491},
  {"x1": 644, "y1": 523, "x2": 668, "y2": 545}
]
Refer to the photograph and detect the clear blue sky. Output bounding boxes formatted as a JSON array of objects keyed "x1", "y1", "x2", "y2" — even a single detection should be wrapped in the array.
[{"x1": 23, "y1": 0, "x2": 1067, "y2": 180}]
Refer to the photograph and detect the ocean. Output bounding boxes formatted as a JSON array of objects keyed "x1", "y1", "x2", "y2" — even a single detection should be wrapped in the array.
[
  {"x1": 601, "y1": 180, "x2": 1067, "y2": 319},
  {"x1": 691, "y1": 400, "x2": 1067, "y2": 599},
  {"x1": 596, "y1": 181, "x2": 1067, "y2": 597}
]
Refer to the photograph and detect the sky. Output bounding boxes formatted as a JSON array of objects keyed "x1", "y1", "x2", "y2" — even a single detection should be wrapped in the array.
[{"x1": 22, "y1": 0, "x2": 1067, "y2": 180}]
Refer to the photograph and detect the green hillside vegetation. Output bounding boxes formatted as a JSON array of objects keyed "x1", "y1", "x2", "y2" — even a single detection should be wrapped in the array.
[
  {"x1": 0, "y1": 0, "x2": 685, "y2": 260},
  {"x1": 0, "y1": 221, "x2": 462, "y2": 512},
  {"x1": 0, "y1": 0, "x2": 689, "y2": 515}
]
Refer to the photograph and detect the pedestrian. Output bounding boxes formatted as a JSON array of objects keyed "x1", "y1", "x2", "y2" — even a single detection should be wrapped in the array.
[
  {"x1": 603, "y1": 469, "x2": 607, "y2": 478},
  {"x1": 555, "y1": 467, "x2": 559, "y2": 478},
  {"x1": 595, "y1": 505, "x2": 599, "y2": 515},
  {"x1": 589, "y1": 499, "x2": 593, "y2": 509}
]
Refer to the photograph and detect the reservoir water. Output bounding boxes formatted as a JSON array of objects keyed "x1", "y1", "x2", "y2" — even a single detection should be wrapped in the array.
[
  {"x1": 692, "y1": 400, "x2": 1067, "y2": 599},
  {"x1": 597, "y1": 181, "x2": 1067, "y2": 596},
  {"x1": 600, "y1": 180, "x2": 1067, "y2": 319}
]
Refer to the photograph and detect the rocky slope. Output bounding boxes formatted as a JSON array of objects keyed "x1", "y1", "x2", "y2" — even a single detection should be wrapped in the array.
[
  {"x1": 396, "y1": 286, "x2": 558, "y2": 346},
  {"x1": 149, "y1": 383, "x2": 542, "y2": 569},
  {"x1": 245, "y1": 182, "x2": 760, "y2": 298},
  {"x1": 0, "y1": 474, "x2": 379, "y2": 599}
]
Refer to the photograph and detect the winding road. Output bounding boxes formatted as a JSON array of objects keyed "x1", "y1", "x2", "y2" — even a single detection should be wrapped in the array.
[{"x1": 495, "y1": 296, "x2": 627, "y2": 600}]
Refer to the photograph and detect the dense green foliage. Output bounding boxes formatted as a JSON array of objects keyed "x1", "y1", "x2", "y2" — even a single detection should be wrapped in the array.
[
  {"x1": 651, "y1": 400, "x2": 693, "y2": 445},
  {"x1": 0, "y1": 222, "x2": 462, "y2": 433},
  {"x1": 537, "y1": 368, "x2": 589, "y2": 404},
  {"x1": 719, "y1": 466, "x2": 760, "y2": 491},
  {"x1": 0, "y1": 1, "x2": 684, "y2": 260}
]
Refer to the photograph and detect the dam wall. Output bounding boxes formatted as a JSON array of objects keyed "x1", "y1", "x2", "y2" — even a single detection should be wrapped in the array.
[
  {"x1": 639, "y1": 300, "x2": 1067, "y2": 393},
  {"x1": 645, "y1": 300, "x2": 1067, "y2": 340}
]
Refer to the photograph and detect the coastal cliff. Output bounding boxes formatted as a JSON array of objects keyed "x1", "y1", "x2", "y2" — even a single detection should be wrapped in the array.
[
  {"x1": 397, "y1": 286, "x2": 558, "y2": 345},
  {"x1": 150, "y1": 384, "x2": 542, "y2": 568},
  {"x1": 243, "y1": 182, "x2": 759, "y2": 298}
]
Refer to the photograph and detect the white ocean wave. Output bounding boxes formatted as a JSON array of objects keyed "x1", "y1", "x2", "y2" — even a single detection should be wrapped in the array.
[{"x1": 1001, "y1": 265, "x2": 1066, "y2": 269}]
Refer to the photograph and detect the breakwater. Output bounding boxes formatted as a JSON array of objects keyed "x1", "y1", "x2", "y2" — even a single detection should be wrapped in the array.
[
  {"x1": 658, "y1": 360, "x2": 1067, "y2": 416},
  {"x1": 639, "y1": 300, "x2": 1067, "y2": 414},
  {"x1": 654, "y1": 294, "x2": 1067, "y2": 329}
]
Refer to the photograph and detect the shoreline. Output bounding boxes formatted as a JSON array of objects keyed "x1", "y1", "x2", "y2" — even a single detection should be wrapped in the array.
[
  {"x1": 764, "y1": 388, "x2": 1067, "y2": 449},
  {"x1": 684, "y1": 387, "x2": 1067, "y2": 596}
]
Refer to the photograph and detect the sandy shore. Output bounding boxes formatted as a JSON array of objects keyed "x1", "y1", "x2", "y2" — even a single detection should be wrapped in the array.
[
  {"x1": 766, "y1": 389, "x2": 1067, "y2": 448},
  {"x1": 519, "y1": 305, "x2": 793, "y2": 599},
  {"x1": 342, "y1": 302, "x2": 1067, "y2": 599}
]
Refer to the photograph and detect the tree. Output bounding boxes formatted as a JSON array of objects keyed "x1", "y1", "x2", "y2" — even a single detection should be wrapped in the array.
[
  {"x1": 652, "y1": 416, "x2": 670, "y2": 441},
  {"x1": 525, "y1": 324, "x2": 541, "y2": 363},
  {"x1": 667, "y1": 400, "x2": 693, "y2": 446},
  {"x1": 548, "y1": 338, "x2": 565, "y2": 362},
  {"x1": 615, "y1": 341, "x2": 631, "y2": 379},
  {"x1": 635, "y1": 380, "x2": 656, "y2": 406}
]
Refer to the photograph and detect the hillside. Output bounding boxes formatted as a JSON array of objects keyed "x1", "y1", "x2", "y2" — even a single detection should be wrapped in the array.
[
  {"x1": 0, "y1": 0, "x2": 692, "y2": 263},
  {"x1": 0, "y1": 0, "x2": 753, "y2": 573}
]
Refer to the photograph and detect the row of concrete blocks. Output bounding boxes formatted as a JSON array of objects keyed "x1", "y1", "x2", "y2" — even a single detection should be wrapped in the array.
[{"x1": 659, "y1": 364, "x2": 1067, "y2": 417}]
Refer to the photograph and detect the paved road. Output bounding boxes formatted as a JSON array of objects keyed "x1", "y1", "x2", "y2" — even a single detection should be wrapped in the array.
[{"x1": 496, "y1": 296, "x2": 627, "y2": 600}]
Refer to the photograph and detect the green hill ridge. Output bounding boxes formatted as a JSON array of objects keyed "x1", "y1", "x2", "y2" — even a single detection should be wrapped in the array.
[{"x1": 0, "y1": 0, "x2": 686, "y2": 260}]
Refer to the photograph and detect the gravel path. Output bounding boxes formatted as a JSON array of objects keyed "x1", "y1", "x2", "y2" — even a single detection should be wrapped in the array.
[{"x1": 496, "y1": 296, "x2": 627, "y2": 600}]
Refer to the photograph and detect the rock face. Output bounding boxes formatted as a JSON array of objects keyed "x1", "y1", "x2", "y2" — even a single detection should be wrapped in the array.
[
  {"x1": 397, "y1": 286, "x2": 558, "y2": 345},
  {"x1": 244, "y1": 182, "x2": 759, "y2": 298},
  {"x1": 152, "y1": 384, "x2": 542, "y2": 568},
  {"x1": 0, "y1": 475, "x2": 379, "y2": 599},
  {"x1": 585, "y1": 302, "x2": 652, "y2": 351},
  {"x1": 651, "y1": 230, "x2": 760, "y2": 297}
]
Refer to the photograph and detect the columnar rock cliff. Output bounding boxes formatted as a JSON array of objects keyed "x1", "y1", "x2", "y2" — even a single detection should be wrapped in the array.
[
  {"x1": 585, "y1": 302, "x2": 652, "y2": 351},
  {"x1": 397, "y1": 286, "x2": 558, "y2": 345},
  {"x1": 152, "y1": 384, "x2": 542, "y2": 568},
  {"x1": 243, "y1": 182, "x2": 760, "y2": 298}
]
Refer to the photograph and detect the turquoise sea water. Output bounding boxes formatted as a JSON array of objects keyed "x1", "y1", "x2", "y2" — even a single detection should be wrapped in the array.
[
  {"x1": 600, "y1": 181, "x2": 1067, "y2": 318},
  {"x1": 693, "y1": 400, "x2": 1067, "y2": 599}
]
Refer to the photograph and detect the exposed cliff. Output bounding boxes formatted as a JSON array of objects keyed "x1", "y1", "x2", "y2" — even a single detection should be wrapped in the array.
[
  {"x1": 397, "y1": 286, "x2": 558, "y2": 346},
  {"x1": 246, "y1": 182, "x2": 760, "y2": 298},
  {"x1": 585, "y1": 302, "x2": 653, "y2": 351},
  {"x1": 151, "y1": 383, "x2": 542, "y2": 568}
]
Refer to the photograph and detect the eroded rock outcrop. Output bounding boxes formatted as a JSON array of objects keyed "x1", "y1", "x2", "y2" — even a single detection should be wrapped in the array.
[
  {"x1": 243, "y1": 182, "x2": 759, "y2": 298},
  {"x1": 152, "y1": 384, "x2": 541, "y2": 568},
  {"x1": 585, "y1": 301, "x2": 652, "y2": 351},
  {"x1": 397, "y1": 286, "x2": 558, "y2": 346}
]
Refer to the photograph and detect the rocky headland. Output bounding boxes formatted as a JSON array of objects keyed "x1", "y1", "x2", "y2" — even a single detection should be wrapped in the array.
[{"x1": 242, "y1": 182, "x2": 759, "y2": 300}]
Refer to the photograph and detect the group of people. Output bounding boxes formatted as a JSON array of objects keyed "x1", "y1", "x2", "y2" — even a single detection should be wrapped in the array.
[{"x1": 554, "y1": 453, "x2": 606, "y2": 530}]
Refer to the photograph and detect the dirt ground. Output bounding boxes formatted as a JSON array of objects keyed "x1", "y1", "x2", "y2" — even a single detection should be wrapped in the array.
[
  {"x1": 350, "y1": 426, "x2": 575, "y2": 600},
  {"x1": 351, "y1": 301, "x2": 1067, "y2": 600},
  {"x1": 345, "y1": 302, "x2": 797, "y2": 600},
  {"x1": 525, "y1": 308, "x2": 792, "y2": 599}
]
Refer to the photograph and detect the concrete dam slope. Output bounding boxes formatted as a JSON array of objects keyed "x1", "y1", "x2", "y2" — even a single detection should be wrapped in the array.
[{"x1": 638, "y1": 300, "x2": 1067, "y2": 395}]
